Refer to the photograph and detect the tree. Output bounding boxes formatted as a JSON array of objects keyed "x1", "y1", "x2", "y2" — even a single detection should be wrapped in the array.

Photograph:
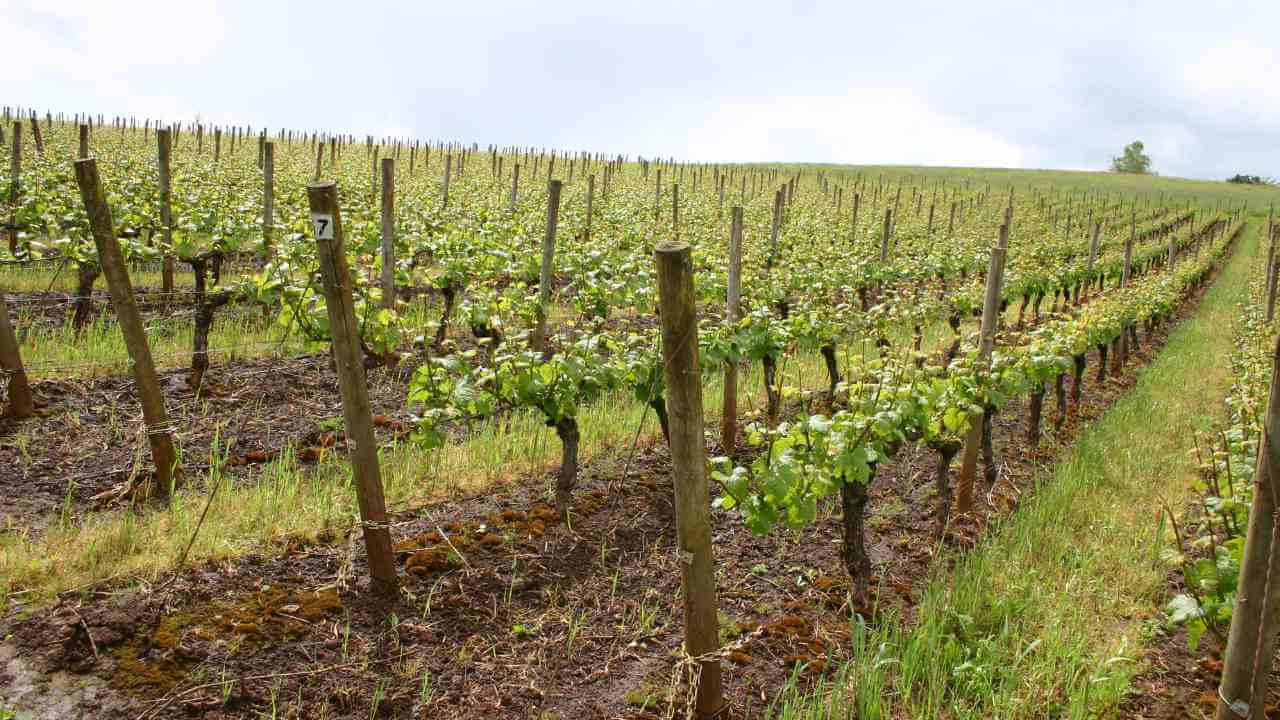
[
  {"x1": 1227, "y1": 174, "x2": 1275, "y2": 186},
  {"x1": 1111, "y1": 140, "x2": 1152, "y2": 174}
]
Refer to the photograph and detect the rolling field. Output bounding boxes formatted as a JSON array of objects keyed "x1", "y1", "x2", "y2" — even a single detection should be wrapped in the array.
[{"x1": 0, "y1": 113, "x2": 1278, "y2": 719}]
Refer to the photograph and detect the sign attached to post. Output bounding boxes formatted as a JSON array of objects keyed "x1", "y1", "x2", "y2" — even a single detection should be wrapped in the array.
[{"x1": 311, "y1": 213, "x2": 335, "y2": 240}]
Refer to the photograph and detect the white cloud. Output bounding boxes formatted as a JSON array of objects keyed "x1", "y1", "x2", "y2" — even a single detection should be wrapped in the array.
[{"x1": 3, "y1": 0, "x2": 1277, "y2": 179}]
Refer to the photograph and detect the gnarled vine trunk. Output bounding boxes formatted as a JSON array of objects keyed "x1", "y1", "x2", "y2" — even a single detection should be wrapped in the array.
[
  {"x1": 71, "y1": 261, "x2": 99, "y2": 333},
  {"x1": 932, "y1": 441, "x2": 961, "y2": 535},
  {"x1": 762, "y1": 355, "x2": 780, "y2": 426},
  {"x1": 434, "y1": 283, "x2": 457, "y2": 348},
  {"x1": 649, "y1": 397, "x2": 671, "y2": 445},
  {"x1": 553, "y1": 416, "x2": 580, "y2": 515},
  {"x1": 1054, "y1": 374, "x2": 1067, "y2": 430},
  {"x1": 1027, "y1": 383, "x2": 1044, "y2": 447},
  {"x1": 820, "y1": 342, "x2": 840, "y2": 401},
  {"x1": 1072, "y1": 353, "x2": 1087, "y2": 404},
  {"x1": 839, "y1": 465, "x2": 876, "y2": 609}
]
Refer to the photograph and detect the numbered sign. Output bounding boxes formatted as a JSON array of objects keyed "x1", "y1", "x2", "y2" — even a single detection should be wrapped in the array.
[{"x1": 311, "y1": 212, "x2": 335, "y2": 240}]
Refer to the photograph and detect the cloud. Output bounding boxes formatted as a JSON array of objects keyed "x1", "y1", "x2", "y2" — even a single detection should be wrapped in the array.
[{"x1": 3, "y1": 0, "x2": 1277, "y2": 180}]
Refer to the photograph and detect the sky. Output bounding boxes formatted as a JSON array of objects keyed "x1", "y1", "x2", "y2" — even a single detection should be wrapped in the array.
[{"x1": 5, "y1": 0, "x2": 1278, "y2": 180}]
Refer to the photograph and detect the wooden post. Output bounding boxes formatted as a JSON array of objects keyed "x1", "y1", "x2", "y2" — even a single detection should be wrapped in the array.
[
  {"x1": 262, "y1": 142, "x2": 275, "y2": 258},
  {"x1": 1217, "y1": 335, "x2": 1280, "y2": 720},
  {"x1": 0, "y1": 290, "x2": 34, "y2": 418},
  {"x1": 1123, "y1": 210, "x2": 1135, "y2": 287},
  {"x1": 509, "y1": 163, "x2": 520, "y2": 213},
  {"x1": 442, "y1": 154, "x2": 452, "y2": 210},
  {"x1": 721, "y1": 207, "x2": 744, "y2": 453},
  {"x1": 29, "y1": 114, "x2": 42, "y2": 155},
  {"x1": 1269, "y1": 226, "x2": 1279, "y2": 324},
  {"x1": 305, "y1": 181, "x2": 399, "y2": 598},
  {"x1": 672, "y1": 184, "x2": 680, "y2": 241},
  {"x1": 7, "y1": 122, "x2": 18, "y2": 255},
  {"x1": 585, "y1": 174, "x2": 594, "y2": 243},
  {"x1": 380, "y1": 158, "x2": 395, "y2": 308},
  {"x1": 78, "y1": 123, "x2": 89, "y2": 159},
  {"x1": 1266, "y1": 208, "x2": 1276, "y2": 310},
  {"x1": 1086, "y1": 221, "x2": 1101, "y2": 278},
  {"x1": 880, "y1": 208, "x2": 892, "y2": 262},
  {"x1": 767, "y1": 188, "x2": 783, "y2": 264},
  {"x1": 157, "y1": 128, "x2": 175, "y2": 294},
  {"x1": 214, "y1": 128, "x2": 221, "y2": 163},
  {"x1": 314, "y1": 142, "x2": 323, "y2": 181},
  {"x1": 954, "y1": 222, "x2": 1009, "y2": 515},
  {"x1": 532, "y1": 180, "x2": 562, "y2": 353},
  {"x1": 654, "y1": 240, "x2": 724, "y2": 719},
  {"x1": 850, "y1": 192, "x2": 860, "y2": 242},
  {"x1": 74, "y1": 159, "x2": 178, "y2": 493}
]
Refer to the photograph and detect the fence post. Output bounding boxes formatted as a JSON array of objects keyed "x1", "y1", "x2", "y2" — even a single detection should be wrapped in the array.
[
  {"x1": 721, "y1": 207, "x2": 744, "y2": 454},
  {"x1": 585, "y1": 174, "x2": 594, "y2": 243},
  {"x1": 7, "y1": 122, "x2": 18, "y2": 255},
  {"x1": 1268, "y1": 226, "x2": 1279, "y2": 324},
  {"x1": 532, "y1": 180, "x2": 562, "y2": 354},
  {"x1": 74, "y1": 159, "x2": 179, "y2": 495},
  {"x1": 306, "y1": 181, "x2": 399, "y2": 598},
  {"x1": 954, "y1": 222, "x2": 1009, "y2": 515},
  {"x1": 442, "y1": 154, "x2": 452, "y2": 210},
  {"x1": 1217, "y1": 335, "x2": 1280, "y2": 719},
  {"x1": 654, "y1": 240, "x2": 724, "y2": 719},
  {"x1": 157, "y1": 128, "x2": 175, "y2": 294},
  {"x1": 509, "y1": 163, "x2": 520, "y2": 213},
  {"x1": 0, "y1": 290, "x2": 34, "y2": 418},
  {"x1": 380, "y1": 157, "x2": 396, "y2": 308},
  {"x1": 263, "y1": 141, "x2": 275, "y2": 258}
]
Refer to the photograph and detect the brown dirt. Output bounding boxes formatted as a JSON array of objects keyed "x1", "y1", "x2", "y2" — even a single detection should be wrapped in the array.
[
  {"x1": 0, "y1": 305, "x2": 1200, "y2": 720},
  {"x1": 0, "y1": 251, "x2": 1229, "y2": 719}
]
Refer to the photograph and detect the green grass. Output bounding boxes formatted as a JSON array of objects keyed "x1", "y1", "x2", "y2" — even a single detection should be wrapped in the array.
[{"x1": 770, "y1": 216, "x2": 1263, "y2": 719}]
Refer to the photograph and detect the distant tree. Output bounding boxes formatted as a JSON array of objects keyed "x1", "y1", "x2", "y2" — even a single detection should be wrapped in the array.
[
  {"x1": 1111, "y1": 141, "x2": 1153, "y2": 174},
  {"x1": 1226, "y1": 174, "x2": 1276, "y2": 186}
]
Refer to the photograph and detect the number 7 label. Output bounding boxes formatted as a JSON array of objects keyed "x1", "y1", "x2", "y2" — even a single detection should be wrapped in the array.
[{"x1": 311, "y1": 213, "x2": 335, "y2": 240}]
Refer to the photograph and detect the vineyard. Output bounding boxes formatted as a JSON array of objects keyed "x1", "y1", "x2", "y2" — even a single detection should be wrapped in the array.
[{"x1": 1, "y1": 110, "x2": 1279, "y2": 719}]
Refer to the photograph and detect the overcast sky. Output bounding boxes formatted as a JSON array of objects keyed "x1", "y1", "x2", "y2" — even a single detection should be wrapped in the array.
[{"x1": 6, "y1": 0, "x2": 1277, "y2": 180}]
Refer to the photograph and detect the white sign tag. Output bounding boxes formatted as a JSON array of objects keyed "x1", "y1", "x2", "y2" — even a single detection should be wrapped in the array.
[{"x1": 311, "y1": 213, "x2": 335, "y2": 240}]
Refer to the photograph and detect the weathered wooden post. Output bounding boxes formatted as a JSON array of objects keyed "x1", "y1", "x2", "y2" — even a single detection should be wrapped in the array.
[
  {"x1": 509, "y1": 163, "x2": 520, "y2": 213},
  {"x1": 305, "y1": 181, "x2": 399, "y2": 598},
  {"x1": 29, "y1": 114, "x2": 42, "y2": 155},
  {"x1": 380, "y1": 158, "x2": 396, "y2": 308},
  {"x1": 654, "y1": 240, "x2": 724, "y2": 719},
  {"x1": 78, "y1": 123, "x2": 89, "y2": 159},
  {"x1": 74, "y1": 159, "x2": 179, "y2": 495},
  {"x1": 7, "y1": 122, "x2": 19, "y2": 255},
  {"x1": 954, "y1": 222, "x2": 1009, "y2": 515},
  {"x1": 767, "y1": 188, "x2": 783, "y2": 265},
  {"x1": 1085, "y1": 221, "x2": 1101, "y2": 301},
  {"x1": 1217, "y1": 335, "x2": 1280, "y2": 720},
  {"x1": 157, "y1": 128, "x2": 176, "y2": 294},
  {"x1": 721, "y1": 207, "x2": 744, "y2": 454},
  {"x1": 672, "y1": 183, "x2": 680, "y2": 241},
  {"x1": 262, "y1": 141, "x2": 275, "y2": 258},
  {"x1": 880, "y1": 208, "x2": 893, "y2": 263},
  {"x1": 442, "y1": 154, "x2": 452, "y2": 210},
  {"x1": 0, "y1": 290, "x2": 34, "y2": 418},
  {"x1": 1268, "y1": 226, "x2": 1279, "y2": 324},
  {"x1": 585, "y1": 174, "x2": 595, "y2": 243},
  {"x1": 532, "y1": 180, "x2": 563, "y2": 353}
]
